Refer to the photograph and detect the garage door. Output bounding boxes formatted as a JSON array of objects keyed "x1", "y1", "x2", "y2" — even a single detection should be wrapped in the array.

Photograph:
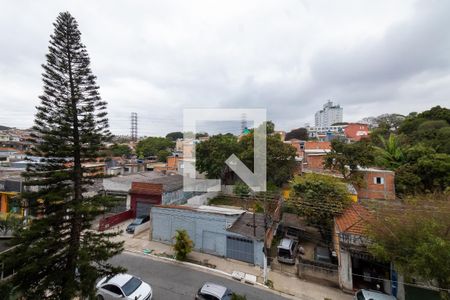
[
  {"x1": 136, "y1": 201, "x2": 152, "y2": 217},
  {"x1": 226, "y1": 236, "x2": 254, "y2": 264}
]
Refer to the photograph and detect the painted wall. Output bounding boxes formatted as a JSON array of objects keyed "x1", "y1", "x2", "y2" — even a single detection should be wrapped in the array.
[
  {"x1": 151, "y1": 207, "x2": 264, "y2": 266},
  {"x1": 338, "y1": 249, "x2": 353, "y2": 291}
]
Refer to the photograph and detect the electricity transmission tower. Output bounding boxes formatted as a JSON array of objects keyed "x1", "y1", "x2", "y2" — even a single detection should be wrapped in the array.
[{"x1": 131, "y1": 112, "x2": 138, "y2": 142}]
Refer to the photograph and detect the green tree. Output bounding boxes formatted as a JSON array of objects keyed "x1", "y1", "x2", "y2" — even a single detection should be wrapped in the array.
[
  {"x1": 285, "y1": 128, "x2": 308, "y2": 141},
  {"x1": 196, "y1": 131, "x2": 297, "y2": 188},
  {"x1": 324, "y1": 139, "x2": 374, "y2": 187},
  {"x1": 290, "y1": 174, "x2": 351, "y2": 239},
  {"x1": 157, "y1": 149, "x2": 171, "y2": 162},
  {"x1": 367, "y1": 200, "x2": 450, "y2": 300},
  {"x1": 165, "y1": 131, "x2": 183, "y2": 141},
  {"x1": 108, "y1": 144, "x2": 132, "y2": 157},
  {"x1": 399, "y1": 106, "x2": 450, "y2": 154},
  {"x1": 195, "y1": 134, "x2": 241, "y2": 184},
  {"x1": 373, "y1": 134, "x2": 405, "y2": 169},
  {"x1": 136, "y1": 137, "x2": 174, "y2": 159},
  {"x1": 195, "y1": 132, "x2": 209, "y2": 139},
  {"x1": 416, "y1": 153, "x2": 450, "y2": 192},
  {"x1": 173, "y1": 229, "x2": 194, "y2": 261},
  {"x1": 0, "y1": 12, "x2": 124, "y2": 298},
  {"x1": 239, "y1": 133, "x2": 297, "y2": 187},
  {"x1": 265, "y1": 120, "x2": 275, "y2": 134}
]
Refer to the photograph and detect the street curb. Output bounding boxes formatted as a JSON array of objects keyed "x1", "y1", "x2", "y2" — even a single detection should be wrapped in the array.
[{"x1": 123, "y1": 248, "x2": 297, "y2": 299}]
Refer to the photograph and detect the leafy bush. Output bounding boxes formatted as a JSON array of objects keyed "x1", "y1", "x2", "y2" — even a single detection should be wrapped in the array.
[{"x1": 173, "y1": 229, "x2": 194, "y2": 261}]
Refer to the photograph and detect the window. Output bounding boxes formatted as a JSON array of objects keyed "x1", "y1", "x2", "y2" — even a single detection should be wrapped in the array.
[
  {"x1": 356, "y1": 291, "x2": 366, "y2": 300},
  {"x1": 102, "y1": 284, "x2": 123, "y2": 296},
  {"x1": 122, "y1": 276, "x2": 142, "y2": 296},
  {"x1": 373, "y1": 177, "x2": 384, "y2": 185}
]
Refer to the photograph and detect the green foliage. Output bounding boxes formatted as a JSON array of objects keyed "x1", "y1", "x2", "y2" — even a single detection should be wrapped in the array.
[
  {"x1": 324, "y1": 139, "x2": 374, "y2": 186},
  {"x1": 0, "y1": 213, "x2": 22, "y2": 236},
  {"x1": 0, "y1": 12, "x2": 125, "y2": 299},
  {"x1": 290, "y1": 174, "x2": 351, "y2": 238},
  {"x1": 399, "y1": 106, "x2": 450, "y2": 154},
  {"x1": 196, "y1": 132, "x2": 297, "y2": 187},
  {"x1": 373, "y1": 134, "x2": 405, "y2": 169},
  {"x1": 165, "y1": 131, "x2": 183, "y2": 141},
  {"x1": 233, "y1": 182, "x2": 250, "y2": 197},
  {"x1": 195, "y1": 132, "x2": 209, "y2": 139},
  {"x1": 136, "y1": 137, "x2": 174, "y2": 159},
  {"x1": 239, "y1": 133, "x2": 297, "y2": 187},
  {"x1": 196, "y1": 134, "x2": 242, "y2": 184},
  {"x1": 285, "y1": 128, "x2": 308, "y2": 141},
  {"x1": 157, "y1": 149, "x2": 171, "y2": 162},
  {"x1": 265, "y1": 121, "x2": 275, "y2": 134},
  {"x1": 173, "y1": 229, "x2": 194, "y2": 261},
  {"x1": 367, "y1": 200, "x2": 450, "y2": 299},
  {"x1": 108, "y1": 144, "x2": 132, "y2": 157}
]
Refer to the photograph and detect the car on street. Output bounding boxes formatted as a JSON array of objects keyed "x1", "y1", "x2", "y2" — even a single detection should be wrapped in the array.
[
  {"x1": 277, "y1": 238, "x2": 298, "y2": 264},
  {"x1": 96, "y1": 273, "x2": 152, "y2": 300},
  {"x1": 354, "y1": 289, "x2": 396, "y2": 300},
  {"x1": 126, "y1": 215, "x2": 150, "y2": 234},
  {"x1": 195, "y1": 282, "x2": 234, "y2": 300}
]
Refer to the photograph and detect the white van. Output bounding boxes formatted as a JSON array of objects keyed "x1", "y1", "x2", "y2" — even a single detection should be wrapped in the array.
[{"x1": 277, "y1": 238, "x2": 298, "y2": 264}]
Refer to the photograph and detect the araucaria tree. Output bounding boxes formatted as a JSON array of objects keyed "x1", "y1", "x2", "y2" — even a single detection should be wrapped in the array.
[{"x1": 0, "y1": 12, "x2": 124, "y2": 298}]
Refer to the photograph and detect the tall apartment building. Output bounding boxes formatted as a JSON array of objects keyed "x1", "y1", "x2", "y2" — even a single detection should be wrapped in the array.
[{"x1": 314, "y1": 100, "x2": 343, "y2": 127}]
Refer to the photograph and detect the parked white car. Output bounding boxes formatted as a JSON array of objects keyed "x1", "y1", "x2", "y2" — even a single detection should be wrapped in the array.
[
  {"x1": 96, "y1": 273, "x2": 152, "y2": 300},
  {"x1": 354, "y1": 289, "x2": 396, "y2": 300}
]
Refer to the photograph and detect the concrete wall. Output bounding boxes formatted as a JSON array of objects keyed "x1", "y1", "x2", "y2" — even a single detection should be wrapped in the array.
[
  {"x1": 187, "y1": 192, "x2": 219, "y2": 206},
  {"x1": 151, "y1": 207, "x2": 264, "y2": 266},
  {"x1": 162, "y1": 189, "x2": 189, "y2": 205},
  {"x1": 338, "y1": 249, "x2": 353, "y2": 291}
]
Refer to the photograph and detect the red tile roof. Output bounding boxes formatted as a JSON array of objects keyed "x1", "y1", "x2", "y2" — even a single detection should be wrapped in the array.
[
  {"x1": 304, "y1": 141, "x2": 331, "y2": 150},
  {"x1": 335, "y1": 203, "x2": 373, "y2": 236}
]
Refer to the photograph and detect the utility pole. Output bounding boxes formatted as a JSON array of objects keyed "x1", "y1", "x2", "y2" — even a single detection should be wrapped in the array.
[{"x1": 263, "y1": 193, "x2": 269, "y2": 284}]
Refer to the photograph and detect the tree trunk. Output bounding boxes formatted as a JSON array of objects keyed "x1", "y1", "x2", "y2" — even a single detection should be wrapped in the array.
[{"x1": 63, "y1": 31, "x2": 83, "y2": 296}]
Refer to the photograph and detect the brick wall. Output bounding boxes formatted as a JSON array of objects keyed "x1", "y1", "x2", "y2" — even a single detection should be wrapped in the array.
[
  {"x1": 304, "y1": 154, "x2": 326, "y2": 171},
  {"x1": 356, "y1": 171, "x2": 396, "y2": 200}
]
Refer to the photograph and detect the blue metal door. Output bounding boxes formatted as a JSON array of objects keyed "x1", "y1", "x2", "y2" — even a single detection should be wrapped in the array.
[{"x1": 226, "y1": 236, "x2": 254, "y2": 264}]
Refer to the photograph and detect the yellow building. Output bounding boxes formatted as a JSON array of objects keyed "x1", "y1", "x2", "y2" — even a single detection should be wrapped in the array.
[{"x1": 0, "y1": 191, "x2": 21, "y2": 215}]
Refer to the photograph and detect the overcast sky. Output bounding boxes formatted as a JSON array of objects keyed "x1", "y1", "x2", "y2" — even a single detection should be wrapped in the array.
[{"x1": 0, "y1": 0, "x2": 449, "y2": 136}]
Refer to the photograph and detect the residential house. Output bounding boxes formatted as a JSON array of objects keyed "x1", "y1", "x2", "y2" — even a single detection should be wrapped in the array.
[
  {"x1": 302, "y1": 141, "x2": 331, "y2": 171},
  {"x1": 344, "y1": 123, "x2": 369, "y2": 142},
  {"x1": 334, "y1": 203, "x2": 394, "y2": 295},
  {"x1": 102, "y1": 172, "x2": 191, "y2": 217},
  {"x1": 356, "y1": 168, "x2": 395, "y2": 201}
]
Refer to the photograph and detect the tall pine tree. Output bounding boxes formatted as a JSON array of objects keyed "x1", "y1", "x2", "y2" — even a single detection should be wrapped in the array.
[{"x1": 0, "y1": 12, "x2": 124, "y2": 299}]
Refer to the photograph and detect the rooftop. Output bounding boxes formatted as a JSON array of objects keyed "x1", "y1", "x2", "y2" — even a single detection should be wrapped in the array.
[
  {"x1": 227, "y1": 212, "x2": 266, "y2": 240},
  {"x1": 154, "y1": 205, "x2": 245, "y2": 216},
  {"x1": 335, "y1": 203, "x2": 373, "y2": 236},
  {"x1": 304, "y1": 141, "x2": 331, "y2": 150}
]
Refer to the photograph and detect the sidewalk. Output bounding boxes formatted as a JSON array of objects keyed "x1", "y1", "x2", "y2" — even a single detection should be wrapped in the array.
[{"x1": 111, "y1": 223, "x2": 352, "y2": 300}]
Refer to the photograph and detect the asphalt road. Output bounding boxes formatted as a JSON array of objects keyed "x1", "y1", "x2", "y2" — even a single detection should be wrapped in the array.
[{"x1": 111, "y1": 252, "x2": 290, "y2": 300}]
